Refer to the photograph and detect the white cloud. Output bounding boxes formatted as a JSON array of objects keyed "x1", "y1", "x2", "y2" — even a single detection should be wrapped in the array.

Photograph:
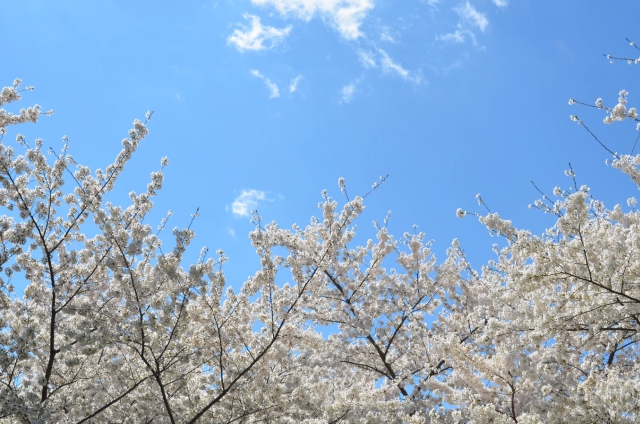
[
  {"x1": 454, "y1": 2, "x2": 488, "y2": 32},
  {"x1": 231, "y1": 190, "x2": 266, "y2": 217},
  {"x1": 228, "y1": 14, "x2": 291, "y2": 51},
  {"x1": 263, "y1": 80, "x2": 280, "y2": 98},
  {"x1": 357, "y1": 49, "x2": 376, "y2": 68},
  {"x1": 250, "y1": 70, "x2": 280, "y2": 98},
  {"x1": 428, "y1": 57, "x2": 466, "y2": 75},
  {"x1": 339, "y1": 83, "x2": 357, "y2": 103},
  {"x1": 379, "y1": 26, "x2": 396, "y2": 43},
  {"x1": 250, "y1": 0, "x2": 373, "y2": 40},
  {"x1": 379, "y1": 50, "x2": 408, "y2": 78},
  {"x1": 289, "y1": 75, "x2": 303, "y2": 93},
  {"x1": 227, "y1": 228, "x2": 236, "y2": 238},
  {"x1": 436, "y1": 29, "x2": 477, "y2": 45},
  {"x1": 492, "y1": 0, "x2": 508, "y2": 7},
  {"x1": 355, "y1": 49, "x2": 422, "y2": 83},
  {"x1": 379, "y1": 49, "x2": 423, "y2": 84},
  {"x1": 442, "y1": 59, "x2": 464, "y2": 73}
]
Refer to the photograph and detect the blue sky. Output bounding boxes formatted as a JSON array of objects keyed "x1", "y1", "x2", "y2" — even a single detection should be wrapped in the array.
[{"x1": 2, "y1": 1, "x2": 640, "y2": 288}]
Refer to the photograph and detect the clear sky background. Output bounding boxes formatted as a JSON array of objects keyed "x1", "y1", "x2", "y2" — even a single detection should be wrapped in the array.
[{"x1": 2, "y1": 1, "x2": 640, "y2": 290}]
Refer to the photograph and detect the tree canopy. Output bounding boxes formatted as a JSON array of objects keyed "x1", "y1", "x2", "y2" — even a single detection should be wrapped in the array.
[{"x1": 1, "y1": 41, "x2": 640, "y2": 423}]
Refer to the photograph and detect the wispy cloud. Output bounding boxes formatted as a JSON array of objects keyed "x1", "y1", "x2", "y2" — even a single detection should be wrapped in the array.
[
  {"x1": 357, "y1": 49, "x2": 377, "y2": 68},
  {"x1": 437, "y1": 2, "x2": 487, "y2": 46},
  {"x1": 442, "y1": 59, "x2": 464, "y2": 73},
  {"x1": 454, "y1": 2, "x2": 488, "y2": 32},
  {"x1": 492, "y1": 0, "x2": 508, "y2": 8},
  {"x1": 436, "y1": 29, "x2": 477, "y2": 45},
  {"x1": 428, "y1": 56, "x2": 467, "y2": 76},
  {"x1": 228, "y1": 14, "x2": 291, "y2": 51},
  {"x1": 250, "y1": 0, "x2": 373, "y2": 40},
  {"x1": 230, "y1": 189, "x2": 266, "y2": 217},
  {"x1": 355, "y1": 49, "x2": 422, "y2": 83},
  {"x1": 379, "y1": 49, "x2": 423, "y2": 84},
  {"x1": 289, "y1": 75, "x2": 303, "y2": 93},
  {"x1": 379, "y1": 50, "x2": 409, "y2": 78},
  {"x1": 339, "y1": 83, "x2": 357, "y2": 104},
  {"x1": 379, "y1": 26, "x2": 396, "y2": 43},
  {"x1": 250, "y1": 70, "x2": 280, "y2": 98}
]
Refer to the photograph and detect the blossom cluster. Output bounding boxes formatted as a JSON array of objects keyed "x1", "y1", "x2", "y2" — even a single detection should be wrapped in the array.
[{"x1": 569, "y1": 90, "x2": 640, "y2": 130}]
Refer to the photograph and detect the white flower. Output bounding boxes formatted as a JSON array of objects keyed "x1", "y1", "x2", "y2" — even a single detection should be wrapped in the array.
[
  {"x1": 456, "y1": 208, "x2": 465, "y2": 218},
  {"x1": 338, "y1": 177, "x2": 346, "y2": 193},
  {"x1": 612, "y1": 103, "x2": 627, "y2": 120}
]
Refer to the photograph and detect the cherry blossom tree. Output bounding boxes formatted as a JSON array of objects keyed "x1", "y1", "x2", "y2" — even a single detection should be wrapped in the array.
[
  {"x1": 0, "y1": 79, "x2": 440, "y2": 423},
  {"x1": 433, "y1": 39, "x2": 640, "y2": 423},
  {"x1": 0, "y1": 79, "x2": 348, "y2": 423},
  {"x1": 1, "y1": 38, "x2": 640, "y2": 424}
]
